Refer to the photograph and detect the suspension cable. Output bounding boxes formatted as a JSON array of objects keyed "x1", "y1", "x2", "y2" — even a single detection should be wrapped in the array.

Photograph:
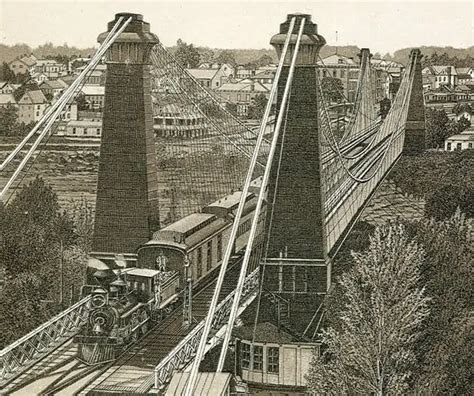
[
  {"x1": 320, "y1": 53, "x2": 416, "y2": 185},
  {"x1": 183, "y1": 17, "x2": 297, "y2": 395},
  {"x1": 215, "y1": 17, "x2": 306, "y2": 373}
]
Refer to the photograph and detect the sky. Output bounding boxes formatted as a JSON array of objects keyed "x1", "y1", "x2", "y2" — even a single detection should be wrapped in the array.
[{"x1": 0, "y1": 0, "x2": 472, "y2": 55}]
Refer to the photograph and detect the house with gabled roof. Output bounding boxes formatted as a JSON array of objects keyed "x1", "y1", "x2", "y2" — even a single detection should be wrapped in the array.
[
  {"x1": 17, "y1": 90, "x2": 48, "y2": 124},
  {"x1": 8, "y1": 55, "x2": 36, "y2": 76},
  {"x1": 422, "y1": 65, "x2": 457, "y2": 88},
  {"x1": 187, "y1": 64, "x2": 234, "y2": 90},
  {"x1": 217, "y1": 79, "x2": 270, "y2": 116}
]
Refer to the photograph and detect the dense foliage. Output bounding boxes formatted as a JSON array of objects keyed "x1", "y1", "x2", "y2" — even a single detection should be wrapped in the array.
[
  {"x1": 389, "y1": 150, "x2": 474, "y2": 219},
  {"x1": 425, "y1": 108, "x2": 470, "y2": 149},
  {"x1": 405, "y1": 211, "x2": 473, "y2": 394},
  {"x1": 0, "y1": 177, "x2": 90, "y2": 348},
  {"x1": 307, "y1": 224, "x2": 430, "y2": 395}
]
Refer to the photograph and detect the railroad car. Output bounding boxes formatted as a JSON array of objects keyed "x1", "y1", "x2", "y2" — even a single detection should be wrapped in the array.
[{"x1": 76, "y1": 189, "x2": 265, "y2": 365}]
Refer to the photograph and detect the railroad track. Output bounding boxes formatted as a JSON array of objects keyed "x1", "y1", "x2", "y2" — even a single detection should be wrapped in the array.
[{"x1": 75, "y1": 260, "x2": 242, "y2": 395}]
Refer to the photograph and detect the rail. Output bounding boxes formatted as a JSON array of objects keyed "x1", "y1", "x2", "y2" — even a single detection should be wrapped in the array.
[
  {"x1": 0, "y1": 295, "x2": 91, "y2": 386},
  {"x1": 153, "y1": 267, "x2": 260, "y2": 390}
]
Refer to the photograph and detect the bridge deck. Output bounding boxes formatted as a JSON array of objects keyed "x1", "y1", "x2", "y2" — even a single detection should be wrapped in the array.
[{"x1": 4, "y1": 259, "x2": 242, "y2": 395}]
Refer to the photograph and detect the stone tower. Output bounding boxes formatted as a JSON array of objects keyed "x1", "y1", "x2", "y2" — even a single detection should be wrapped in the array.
[
  {"x1": 92, "y1": 13, "x2": 160, "y2": 257},
  {"x1": 404, "y1": 49, "x2": 426, "y2": 154},
  {"x1": 259, "y1": 14, "x2": 328, "y2": 334}
]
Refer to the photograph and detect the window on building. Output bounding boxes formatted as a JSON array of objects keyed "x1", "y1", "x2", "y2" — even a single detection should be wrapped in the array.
[
  {"x1": 267, "y1": 347, "x2": 279, "y2": 373},
  {"x1": 469, "y1": 143, "x2": 473, "y2": 148},
  {"x1": 246, "y1": 94, "x2": 250, "y2": 101},
  {"x1": 206, "y1": 240, "x2": 212, "y2": 271},
  {"x1": 447, "y1": 142, "x2": 451, "y2": 150},
  {"x1": 253, "y1": 345, "x2": 263, "y2": 371},
  {"x1": 97, "y1": 128, "x2": 101, "y2": 135},
  {"x1": 241, "y1": 343, "x2": 251, "y2": 369},
  {"x1": 72, "y1": 127, "x2": 76, "y2": 134},
  {"x1": 237, "y1": 94, "x2": 241, "y2": 101},
  {"x1": 197, "y1": 247, "x2": 202, "y2": 278},
  {"x1": 217, "y1": 234, "x2": 222, "y2": 262},
  {"x1": 456, "y1": 142, "x2": 462, "y2": 150}
]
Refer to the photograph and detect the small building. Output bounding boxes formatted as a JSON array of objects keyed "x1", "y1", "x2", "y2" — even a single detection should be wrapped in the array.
[
  {"x1": 153, "y1": 104, "x2": 208, "y2": 138},
  {"x1": 317, "y1": 54, "x2": 360, "y2": 102},
  {"x1": 422, "y1": 65, "x2": 457, "y2": 88},
  {"x1": 0, "y1": 82, "x2": 18, "y2": 94},
  {"x1": 40, "y1": 79, "x2": 68, "y2": 99},
  {"x1": 35, "y1": 59, "x2": 67, "y2": 78},
  {"x1": 80, "y1": 85, "x2": 105, "y2": 110},
  {"x1": 17, "y1": 90, "x2": 48, "y2": 124},
  {"x1": 455, "y1": 67, "x2": 473, "y2": 85},
  {"x1": 445, "y1": 130, "x2": 474, "y2": 151},
  {"x1": 63, "y1": 119, "x2": 102, "y2": 137},
  {"x1": 234, "y1": 321, "x2": 318, "y2": 393},
  {"x1": 236, "y1": 65, "x2": 256, "y2": 80},
  {"x1": 217, "y1": 79, "x2": 270, "y2": 116},
  {"x1": 31, "y1": 72, "x2": 49, "y2": 85},
  {"x1": 0, "y1": 93, "x2": 17, "y2": 108},
  {"x1": 8, "y1": 55, "x2": 36, "y2": 76},
  {"x1": 187, "y1": 64, "x2": 234, "y2": 90}
]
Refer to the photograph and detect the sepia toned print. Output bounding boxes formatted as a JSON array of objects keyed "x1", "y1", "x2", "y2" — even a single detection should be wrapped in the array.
[{"x1": 0, "y1": 1, "x2": 472, "y2": 394}]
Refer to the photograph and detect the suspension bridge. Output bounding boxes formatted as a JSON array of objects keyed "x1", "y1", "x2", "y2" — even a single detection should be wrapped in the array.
[{"x1": 0, "y1": 11, "x2": 425, "y2": 395}]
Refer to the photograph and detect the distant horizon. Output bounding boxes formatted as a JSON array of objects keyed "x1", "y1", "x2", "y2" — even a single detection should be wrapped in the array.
[{"x1": 0, "y1": 1, "x2": 472, "y2": 56}]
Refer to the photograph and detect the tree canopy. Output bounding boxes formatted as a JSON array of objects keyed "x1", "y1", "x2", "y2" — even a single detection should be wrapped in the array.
[
  {"x1": 307, "y1": 224, "x2": 430, "y2": 395},
  {"x1": 174, "y1": 39, "x2": 200, "y2": 69}
]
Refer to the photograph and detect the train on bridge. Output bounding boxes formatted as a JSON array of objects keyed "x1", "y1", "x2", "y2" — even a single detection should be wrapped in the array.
[{"x1": 75, "y1": 187, "x2": 265, "y2": 365}]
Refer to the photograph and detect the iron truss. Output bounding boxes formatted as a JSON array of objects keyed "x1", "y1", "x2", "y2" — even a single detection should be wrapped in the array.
[{"x1": 0, "y1": 296, "x2": 91, "y2": 387}]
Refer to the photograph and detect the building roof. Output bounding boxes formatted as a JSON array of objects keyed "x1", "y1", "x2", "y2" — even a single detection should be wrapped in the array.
[
  {"x1": 423, "y1": 65, "x2": 457, "y2": 75},
  {"x1": 187, "y1": 68, "x2": 218, "y2": 80},
  {"x1": 166, "y1": 372, "x2": 232, "y2": 396},
  {"x1": 455, "y1": 67, "x2": 472, "y2": 74},
  {"x1": 217, "y1": 80, "x2": 269, "y2": 93},
  {"x1": 76, "y1": 64, "x2": 107, "y2": 72},
  {"x1": 446, "y1": 131, "x2": 474, "y2": 142},
  {"x1": 251, "y1": 70, "x2": 275, "y2": 80},
  {"x1": 67, "y1": 120, "x2": 102, "y2": 127},
  {"x1": 0, "y1": 93, "x2": 16, "y2": 105},
  {"x1": 318, "y1": 53, "x2": 358, "y2": 67},
  {"x1": 20, "y1": 90, "x2": 48, "y2": 104},
  {"x1": 234, "y1": 321, "x2": 297, "y2": 343},
  {"x1": 161, "y1": 213, "x2": 216, "y2": 235},
  {"x1": 40, "y1": 79, "x2": 68, "y2": 90},
  {"x1": 10, "y1": 55, "x2": 36, "y2": 67},
  {"x1": 81, "y1": 85, "x2": 105, "y2": 96},
  {"x1": 35, "y1": 59, "x2": 58, "y2": 66}
]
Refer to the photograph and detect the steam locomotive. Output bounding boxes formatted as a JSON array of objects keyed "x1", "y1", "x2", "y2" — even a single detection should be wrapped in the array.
[{"x1": 75, "y1": 187, "x2": 265, "y2": 365}]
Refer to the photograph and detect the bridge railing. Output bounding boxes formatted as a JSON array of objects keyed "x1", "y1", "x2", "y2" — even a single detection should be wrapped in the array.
[
  {"x1": 153, "y1": 268, "x2": 260, "y2": 390},
  {"x1": 0, "y1": 295, "x2": 91, "y2": 386}
]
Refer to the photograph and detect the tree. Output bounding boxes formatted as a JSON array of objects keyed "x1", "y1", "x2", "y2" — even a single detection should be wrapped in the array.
[
  {"x1": 457, "y1": 115, "x2": 471, "y2": 133},
  {"x1": 0, "y1": 62, "x2": 15, "y2": 81},
  {"x1": 174, "y1": 39, "x2": 200, "y2": 68},
  {"x1": 425, "y1": 108, "x2": 450, "y2": 148},
  {"x1": 247, "y1": 93, "x2": 267, "y2": 120},
  {"x1": 0, "y1": 103, "x2": 19, "y2": 136},
  {"x1": 307, "y1": 224, "x2": 430, "y2": 395},
  {"x1": 405, "y1": 212, "x2": 473, "y2": 394},
  {"x1": 321, "y1": 77, "x2": 344, "y2": 103},
  {"x1": 198, "y1": 48, "x2": 214, "y2": 64},
  {"x1": 215, "y1": 50, "x2": 237, "y2": 68},
  {"x1": 425, "y1": 183, "x2": 474, "y2": 220},
  {"x1": 256, "y1": 54, "x2": 274, "y2": 67}
]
